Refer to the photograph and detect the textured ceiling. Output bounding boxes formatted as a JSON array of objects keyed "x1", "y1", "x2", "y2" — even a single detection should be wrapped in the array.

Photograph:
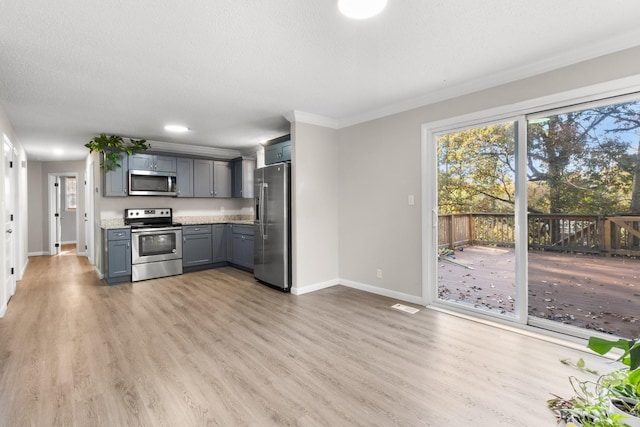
[{"x1": 1, "y1": 0, "x2": 640, "y2": 161}]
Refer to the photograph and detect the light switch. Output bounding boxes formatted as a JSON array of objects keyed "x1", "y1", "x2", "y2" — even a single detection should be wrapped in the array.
[{"x1": 408, "y1": 195, "x2": 415, "y2": 206}]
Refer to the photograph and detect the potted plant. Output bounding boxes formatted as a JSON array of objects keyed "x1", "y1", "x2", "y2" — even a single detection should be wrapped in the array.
[
  {"x1": 549, "y1": 337, "x2": 640, "y2": 426},
  {"x1": 548, "y1": 376, "x2": 629, "y2": 427},
  {"x1": 590, "y1": 337, "x2": 640, "y2": 427},
  {"x1": 85, "y1": 133, "x2": 148, "y2": 171}
]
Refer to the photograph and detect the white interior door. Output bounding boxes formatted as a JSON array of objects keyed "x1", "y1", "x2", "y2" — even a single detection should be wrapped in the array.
[
  {"x1": 49, "y1": 175, "x2": 62, "y2": 255},
  {"x1": 85, "y1": 162, "x2": 95, "y2": 263},
  {"x1": 55, "y1": 177, "x2": 61, "y2": 254},
  {"x1": 4, "y1": 136, "x2": 16, "y2": 300}
]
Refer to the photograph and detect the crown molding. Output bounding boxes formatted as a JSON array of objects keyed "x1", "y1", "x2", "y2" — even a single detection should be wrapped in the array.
[
  {"x1": 338, "y1": 35, "x2": 640, "y2": 128},
  {"x1": 144, "y1": 140, "x2": 244, "y2": 159},
  {"x1": 283, "y1": 110, "x2": 339, "y2": 129}
]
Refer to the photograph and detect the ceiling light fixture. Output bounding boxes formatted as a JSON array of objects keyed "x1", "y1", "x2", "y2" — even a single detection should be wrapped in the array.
[
  {"x1": 53, "y1": 148, "x2": 64, "y2": 155},
  {"x1": 164, "y1": 124, "x2": 190, "y2": 133},
  {"x1": 338, "y1": 0, "x2": 387, "y2": 19}
]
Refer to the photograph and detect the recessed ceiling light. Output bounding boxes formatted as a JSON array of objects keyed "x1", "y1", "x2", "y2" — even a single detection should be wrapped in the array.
[
  {"x1": 164, "y1": 124, "x2": 190, "y2": 133},
  {"x1": 338, "y1": 0, "x2": 387, "y2": 19},
  {"x1": 53, "y1": 148, "x2": 64, "y2": 155}
]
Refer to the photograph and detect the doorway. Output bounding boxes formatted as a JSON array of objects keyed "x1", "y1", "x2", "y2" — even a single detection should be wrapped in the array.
[{"x1": 48, "y1": 173, "x2": 79, "y2": 256}]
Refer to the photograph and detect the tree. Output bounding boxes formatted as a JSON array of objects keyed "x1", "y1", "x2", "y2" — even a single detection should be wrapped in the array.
[{"x1": 438, "y1": 122, "x2": 515, "y2": 214}]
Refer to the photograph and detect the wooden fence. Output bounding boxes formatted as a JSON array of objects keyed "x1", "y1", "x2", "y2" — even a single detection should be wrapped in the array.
[{"x1": 438, "y1": 213, "x2": 640, "y2": 257}]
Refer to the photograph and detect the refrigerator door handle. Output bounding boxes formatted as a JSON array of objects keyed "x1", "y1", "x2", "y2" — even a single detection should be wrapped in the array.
[{"x1": 261, "y1": 183, "x2": 268, "y2": 239}]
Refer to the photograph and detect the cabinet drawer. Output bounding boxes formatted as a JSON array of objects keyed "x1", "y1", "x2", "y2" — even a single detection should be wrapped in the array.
[
  {"x1": 107, "y1": 228, "x2": 131, "y2": 241},
  {"x1": 182, "y1": 224, "x2": 212, "y2": 235},
  {"x1": 231, "y1": 224, "x2": 254, "y2": 236}
]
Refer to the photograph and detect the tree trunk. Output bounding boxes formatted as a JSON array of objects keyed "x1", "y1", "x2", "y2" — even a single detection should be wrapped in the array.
[
  {"x1": 631, "y1": 139, "x2": 640, "y2": 248},
  {"x1": 631, "y1": 138, "x2": 640, "y2": 213}
]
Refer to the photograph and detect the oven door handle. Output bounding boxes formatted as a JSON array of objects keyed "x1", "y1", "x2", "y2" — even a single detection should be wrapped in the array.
[{"x1": 131, "y1": 227, "x2": 182, "y2": 234}]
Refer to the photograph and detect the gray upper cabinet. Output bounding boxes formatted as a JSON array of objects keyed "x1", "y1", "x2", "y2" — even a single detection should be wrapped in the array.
[
  {"x1": 232, "y1": 157, "x2": 256, "y2": 198},
  {"x1": 264, "y1": 137, "x2": 291, "y2": 165},
  {"x1": 129, "y1": 153, "x2": 177, "y2": 172},
  {"x1": 193, "y1": 159, "x2": 214, "y2": 197},
  {"x1": 176, "y1": 157, "x2": 194, "y2": 198},
  {"x1": 213, "y1": 161, "x2": 232, "y2": 198},
  {"x1": 103, "y1": 152, "x2": 128, "y2": 197}
]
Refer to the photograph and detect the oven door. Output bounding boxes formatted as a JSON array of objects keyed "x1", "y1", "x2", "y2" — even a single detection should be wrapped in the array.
[{"x1": 131, "y1": 228, "x2": 183, "y2": 264}]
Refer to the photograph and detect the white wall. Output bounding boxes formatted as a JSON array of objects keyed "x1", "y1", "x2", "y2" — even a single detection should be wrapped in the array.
[
  {"x1": 0, "y1": 101, "x2": 29, "y2": 317},
  {"x1": 335, "y1": 45, "x2": 640, "y2": 302},
  {"x1": 26, "y1": 162, "x2": 44, "y2": 254},
  {"x1": 290, "y1": 122, "x2": 340, "y2": 293}
]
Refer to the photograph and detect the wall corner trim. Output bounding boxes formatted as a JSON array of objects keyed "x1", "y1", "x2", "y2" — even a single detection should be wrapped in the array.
[
  {"x1": 19, "y1": 258, "x2": 29, "y2": 281},
  {"x1": 283, "y1": 110, "x2": 339, "y2": 129},
  {"x1": 291, "y1": 278, "x2": 339, "y2": 295}
]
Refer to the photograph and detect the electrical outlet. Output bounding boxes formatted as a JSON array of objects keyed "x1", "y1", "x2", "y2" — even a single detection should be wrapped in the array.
[{"x1": 376, "y1": 268, "x2": 382, "y2": 279}]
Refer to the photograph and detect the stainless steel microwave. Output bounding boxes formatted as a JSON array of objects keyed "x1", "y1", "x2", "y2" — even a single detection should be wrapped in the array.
[{"x1": 129, "y1": 170, "x2": 177, "y2": 196}]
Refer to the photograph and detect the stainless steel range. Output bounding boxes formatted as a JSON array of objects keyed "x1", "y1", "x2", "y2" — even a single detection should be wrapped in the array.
[{"x1": 124, "y1": 208, "x2": 183, "y2": 282}]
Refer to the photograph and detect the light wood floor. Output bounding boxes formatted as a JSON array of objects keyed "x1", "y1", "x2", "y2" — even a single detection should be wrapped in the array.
[{"x1": 0, "y1": 254, "x2": 612, "y2": 426}]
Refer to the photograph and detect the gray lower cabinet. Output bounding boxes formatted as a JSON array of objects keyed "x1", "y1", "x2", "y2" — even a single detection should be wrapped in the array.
[
  {"x1": 176, "y1": 157, "x2": 194, "y2": 197},
  {"x1": 212, "y1": 224, "x2": 227, "y2": 263},
  {"x1": 182, "y1": 225, "x2": 212, "y2": 267},
  {"x1": 103, "y1": 228, "x2": 131, "y2": 284},
  {"x1": 103, "y1": 152, "x2": 128, "y2": 196},
  {"x1": 225, "y1": 224, "x2": 233, "y2": 260},
  {"x1": 231, "y1": 224, "x2": 254, "y2": 269}
]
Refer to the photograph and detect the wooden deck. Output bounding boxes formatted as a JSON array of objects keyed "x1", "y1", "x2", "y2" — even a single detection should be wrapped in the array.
[{"x1": 439, "y1": 246, "x2": 640, "y2": 338}]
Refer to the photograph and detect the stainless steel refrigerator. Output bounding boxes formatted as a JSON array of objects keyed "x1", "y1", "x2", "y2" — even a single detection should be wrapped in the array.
[{"x1": 254, "y1": 163, "x2": 291, "y2": 290}]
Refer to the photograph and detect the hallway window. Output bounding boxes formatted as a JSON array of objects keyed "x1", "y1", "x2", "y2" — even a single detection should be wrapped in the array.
[{"x1": 65, "y1": 176, "x2": 77, "y2": 211}]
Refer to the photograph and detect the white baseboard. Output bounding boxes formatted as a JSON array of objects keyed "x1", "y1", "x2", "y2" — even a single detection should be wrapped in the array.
[
  {"x1": 339, "y1": 279, "x2": 424, "y2": 305},
  {"x1": 291, "y1": 278, "x2": 340, "y2": 295},
  {"x1": 61, "y1": 240, "x2": 77, "y2": 245},
  {"x1": 28, "y1": 251, "x2": 48, "y2": 256},
  {"x1": 0, "y1": 302, "x2": 6, "y2": 318},
  {"x1": 76, "y1": 250, "x2": 87, "y2": 256},
  {"x1": 291, "y1": 277, "x2": 424, "y2": 305},
  {"x1": 94, "y1": 266, "x2": 103, "y2": 280}
]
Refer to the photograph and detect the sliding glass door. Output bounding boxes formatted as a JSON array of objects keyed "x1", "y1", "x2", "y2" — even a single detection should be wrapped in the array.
[
  {"x1": 527, "y1": 99, "x2": 640, "y2": 339},
  {"x1": 436, "y1": 120, "x2": 518, "y2": 317},
  {"x1": 428, "y1": 95, "x2": 640, "y2": 340}
]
